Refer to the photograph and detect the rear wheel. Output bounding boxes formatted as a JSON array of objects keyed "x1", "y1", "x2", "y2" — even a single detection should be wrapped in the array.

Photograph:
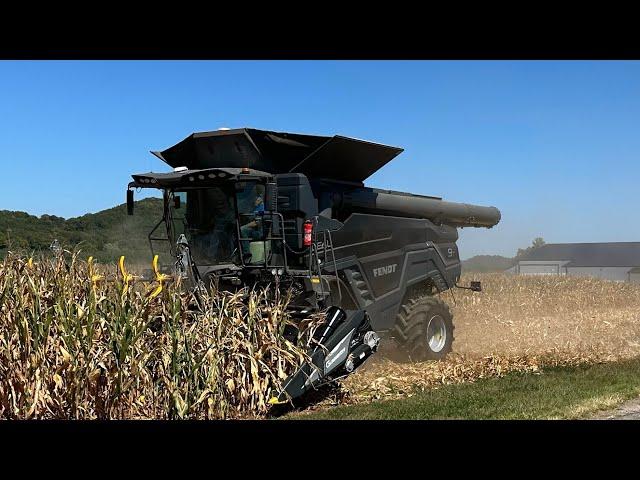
[{"x1": 392, "y1": 296, "x2": 454, "y2": 361}]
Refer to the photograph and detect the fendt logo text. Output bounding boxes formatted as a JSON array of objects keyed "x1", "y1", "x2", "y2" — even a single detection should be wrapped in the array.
[{"x1": 373, "y1": 263, "x2": 398, "y2": 278}]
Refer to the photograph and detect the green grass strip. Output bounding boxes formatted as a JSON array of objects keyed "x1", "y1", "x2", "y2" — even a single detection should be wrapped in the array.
[{"x1": 291, "y1": 357, "x2": 640, "y2": 420}]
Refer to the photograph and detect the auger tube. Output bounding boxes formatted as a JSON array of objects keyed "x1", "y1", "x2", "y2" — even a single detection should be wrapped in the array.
[{"x1": 334, "y1": 189, "x2": 501, "y2": 228}]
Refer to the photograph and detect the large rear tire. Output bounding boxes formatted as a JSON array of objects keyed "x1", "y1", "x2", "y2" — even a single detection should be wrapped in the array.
[{"x1": 392, "y1": 296, "x2": 454, "y2": 361}]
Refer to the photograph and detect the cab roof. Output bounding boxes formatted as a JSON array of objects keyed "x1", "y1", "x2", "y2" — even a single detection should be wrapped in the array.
[{"x1": 150, "y1": 128, "x2": 403, "y2": 183}]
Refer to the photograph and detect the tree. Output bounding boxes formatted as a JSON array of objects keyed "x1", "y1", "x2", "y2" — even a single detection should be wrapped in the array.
[
  {"x1": 516, "y1": 237, "x2": 546, "y2": 259},
  {"x1": 532, "y1": 237, "x2": 546, "y2": 248}
]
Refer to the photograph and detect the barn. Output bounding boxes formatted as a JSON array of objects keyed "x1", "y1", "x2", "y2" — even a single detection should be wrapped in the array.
[{"x1": 507, "y1": 242, "x2": 640, "y2": 282}]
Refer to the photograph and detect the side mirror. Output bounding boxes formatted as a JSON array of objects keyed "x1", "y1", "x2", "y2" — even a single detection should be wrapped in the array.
[
  {"x1": 174, "y1": 195, "x2": 181, "y2": 209},
  {"x1": 265, "y1": 182, "x2": 277, "y2": 211},
  {"x1": 127, "y1": 189, "x2": 134, "y2": 215}
]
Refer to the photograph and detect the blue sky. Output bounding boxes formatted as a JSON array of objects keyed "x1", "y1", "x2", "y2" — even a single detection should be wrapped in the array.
[{"x1": 1, "y1": 60, "x2": 639, "y2": 258}]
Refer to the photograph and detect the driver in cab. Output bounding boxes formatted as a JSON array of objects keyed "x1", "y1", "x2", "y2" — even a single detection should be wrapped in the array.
[{"x1": 240, "y1": 192, "x2": 265, "y2": 240}]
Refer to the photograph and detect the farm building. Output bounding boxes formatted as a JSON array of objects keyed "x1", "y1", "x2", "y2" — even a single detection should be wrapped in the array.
[{"x1": 506, "y1": 242, "x2": 640, "y2": 282}]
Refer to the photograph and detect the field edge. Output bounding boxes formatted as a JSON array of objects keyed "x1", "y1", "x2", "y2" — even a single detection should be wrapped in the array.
[{"x1": 288, "y1": 357, "x2": 640, "y2": 420}]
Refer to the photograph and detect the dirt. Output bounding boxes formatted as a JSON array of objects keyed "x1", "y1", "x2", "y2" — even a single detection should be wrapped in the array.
[{"x1": 592, "y1": 396, "x2": 640, "y2": 420}]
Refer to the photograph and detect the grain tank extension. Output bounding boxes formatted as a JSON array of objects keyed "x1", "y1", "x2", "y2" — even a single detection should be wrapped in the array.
[{"x1": 126, "y1": 128, "x2": 501, "y2": 404}]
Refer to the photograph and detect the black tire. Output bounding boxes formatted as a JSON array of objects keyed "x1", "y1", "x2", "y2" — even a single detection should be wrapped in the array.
[{"x1": 392, "y1": 296, "x2": 454, "y2": 361}]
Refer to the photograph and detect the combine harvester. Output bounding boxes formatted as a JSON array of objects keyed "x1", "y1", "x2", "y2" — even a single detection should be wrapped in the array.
[{"x1": 126, "y1": 128, "x2": 501, "y2": 404}]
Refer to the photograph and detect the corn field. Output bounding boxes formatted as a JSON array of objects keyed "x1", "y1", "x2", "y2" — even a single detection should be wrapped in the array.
[
  {"x1": 452, "y1": 273, "x2": 640, "y2": 360},
  {"x1": 0, "y1": 252, "x2": 320, "y2": 419},
  {"x1": 4, "y1": 251, "x2": 640, "y2": 417}
]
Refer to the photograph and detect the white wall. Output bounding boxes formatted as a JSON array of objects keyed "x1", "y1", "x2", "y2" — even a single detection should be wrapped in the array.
[
  {"x1": 516, "y1": 260, "x2": 569, "y2": 275},
  {"x1": 630, "y1": 272, "x2": 640, "y2": 284},
  {"x1": 566, "y1": 267, "x2": 633, "y2": 282},
  {"x1": 515, "y1": 261, "x2": 636, "y2": 282}
]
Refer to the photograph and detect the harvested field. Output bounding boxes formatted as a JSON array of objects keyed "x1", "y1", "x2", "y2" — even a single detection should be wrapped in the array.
[
  {"x1": 452, "y1": 273, "x2": 640, "y2": 359},
  {"x1": 330, "y1": 273, "x2": 640, "y2": 407}
]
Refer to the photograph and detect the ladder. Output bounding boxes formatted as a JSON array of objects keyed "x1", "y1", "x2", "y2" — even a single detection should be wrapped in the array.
[{"x1": 308, "y1": 219, "x2": 342, "y2": 305}]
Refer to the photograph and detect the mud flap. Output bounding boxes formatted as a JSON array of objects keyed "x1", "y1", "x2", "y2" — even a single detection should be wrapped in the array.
[{"x1": 269, "y1": 306, "x2": 380, "y2": 405}]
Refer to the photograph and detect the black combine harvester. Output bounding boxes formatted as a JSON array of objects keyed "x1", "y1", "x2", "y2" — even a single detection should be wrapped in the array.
[{"x1": 126, "y1": 128, "x2": 501, "y2": 404}]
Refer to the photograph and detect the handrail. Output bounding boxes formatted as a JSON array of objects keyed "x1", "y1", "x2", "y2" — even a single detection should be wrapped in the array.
[{"x1": 236, "y1": 211, "x2": 288, "y2": 271}]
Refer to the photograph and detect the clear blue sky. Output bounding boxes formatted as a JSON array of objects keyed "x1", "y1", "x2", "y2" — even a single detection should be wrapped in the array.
[{"x1": 1, "y1": 61, "x2": 639, "y2": 259}]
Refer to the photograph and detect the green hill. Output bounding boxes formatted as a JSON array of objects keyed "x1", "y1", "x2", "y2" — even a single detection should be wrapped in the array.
[
  {"x1": 2, "y1": 200, "x2": 520, "y2": 271},
  {"x1": 461, "y1": 239, "x2": 547, "y2": 272},
  {"x1": 0, "y1": 197, "x2": 165, "y2": 263},
  {"x1": 461, "y1": 254, "x2": 514, "y2": 273}
]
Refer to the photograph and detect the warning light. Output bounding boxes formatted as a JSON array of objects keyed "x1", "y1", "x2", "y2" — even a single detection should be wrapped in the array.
[{"x1": 241, "y1": 167, "x2": 250, "y2": 174}]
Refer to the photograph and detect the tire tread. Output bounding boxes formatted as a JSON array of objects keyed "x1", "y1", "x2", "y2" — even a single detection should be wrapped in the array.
[{"x1": 392, "y1": 294, "x2": 454, "y2": 361}]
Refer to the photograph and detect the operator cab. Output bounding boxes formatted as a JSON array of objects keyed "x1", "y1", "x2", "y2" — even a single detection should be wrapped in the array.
[
  {"x1": 127, "y1": 167, "x2": 290, "y2": 288},
  {"x1": 169, "y1": 181, "x2": 272, "y2": 267}
]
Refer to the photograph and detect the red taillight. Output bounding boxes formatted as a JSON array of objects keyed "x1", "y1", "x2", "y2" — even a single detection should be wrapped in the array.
[{"x1": 303, "y1": 220, "x2": 313, "y2": 247}]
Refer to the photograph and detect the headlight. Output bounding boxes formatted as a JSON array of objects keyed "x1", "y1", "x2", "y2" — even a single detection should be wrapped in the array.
[
  {"x1": 363, "y1": 331, "x2": 380, "y2": 349},
  {"x1": 345, "y1": 354, "x2": 354, "y2": 372}
]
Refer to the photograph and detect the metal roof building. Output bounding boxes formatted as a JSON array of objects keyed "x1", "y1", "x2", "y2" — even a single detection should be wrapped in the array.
[{"x1": 507, "y1": 242, "x2": 640, "y2": 282}]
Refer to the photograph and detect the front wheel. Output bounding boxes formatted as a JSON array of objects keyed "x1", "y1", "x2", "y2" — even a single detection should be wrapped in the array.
[{"x1": 392, "y1": 296, "x2": 454, "y2": 361}]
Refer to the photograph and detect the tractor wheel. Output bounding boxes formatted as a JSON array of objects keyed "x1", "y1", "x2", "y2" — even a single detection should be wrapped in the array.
[{"x1": 392, "y1": 296, "x2": 454, "y2": 361}]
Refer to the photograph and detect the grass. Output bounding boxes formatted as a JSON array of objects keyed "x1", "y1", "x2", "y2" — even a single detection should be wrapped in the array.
[{"x1": 292, "y1": 357, "x2": 640, "y2": 419}]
